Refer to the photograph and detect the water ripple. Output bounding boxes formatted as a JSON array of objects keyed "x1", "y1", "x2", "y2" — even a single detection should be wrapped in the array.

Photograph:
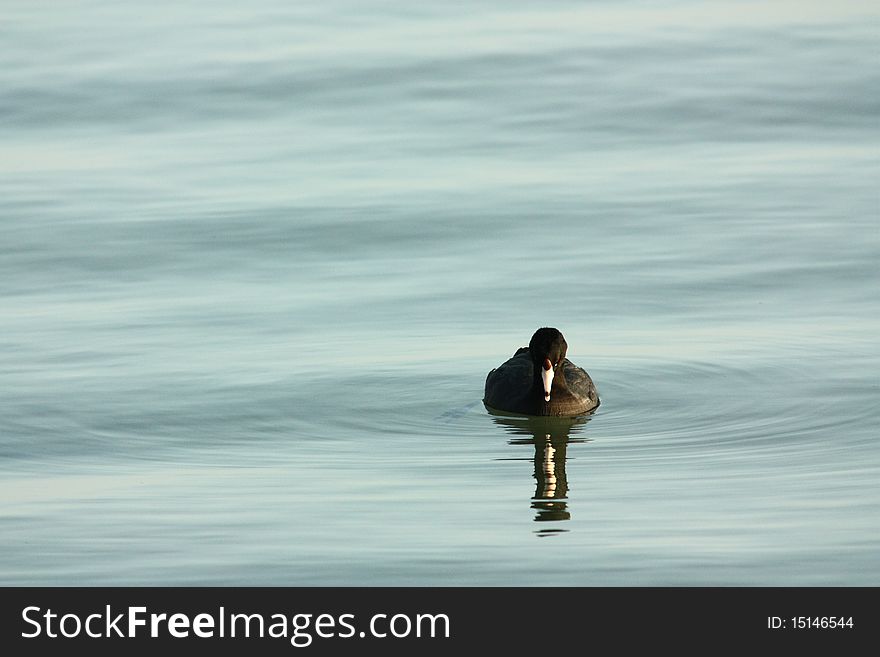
[{"x1": 573, "y1": 356, "x2": 877, "y2": 463}]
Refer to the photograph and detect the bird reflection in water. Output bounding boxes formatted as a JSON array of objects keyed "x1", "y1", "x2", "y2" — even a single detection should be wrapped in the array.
[
  {"x1": 487, "y1": 411, "x2": 593, "y2": 537},
  {"x1": 532, "y1": 435, "x2": 569, "y2": 524}
]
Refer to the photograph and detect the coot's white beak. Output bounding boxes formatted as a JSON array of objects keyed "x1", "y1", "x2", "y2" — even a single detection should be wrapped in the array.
[{"x1": 541, "y1": 358, "x2": 554, "y2": 402}]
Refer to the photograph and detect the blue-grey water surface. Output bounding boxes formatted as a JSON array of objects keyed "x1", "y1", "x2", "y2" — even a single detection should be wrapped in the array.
[{"x1": 1, "y1": 0, "x2": 879, "y2": 585}]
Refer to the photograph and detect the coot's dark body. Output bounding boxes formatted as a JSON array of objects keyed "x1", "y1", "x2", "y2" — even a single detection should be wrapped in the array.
[{"x1": 483, "y1": 328, "x2": 599, "y2": 417}]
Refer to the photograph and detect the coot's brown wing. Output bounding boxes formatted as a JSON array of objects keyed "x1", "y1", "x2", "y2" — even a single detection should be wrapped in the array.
[
  {"x1": 484, "y1": 350, "x2": 533, "y2": 413},
  {"x1": 562, "y1": 359, "x2": 599, "y2": 410}
]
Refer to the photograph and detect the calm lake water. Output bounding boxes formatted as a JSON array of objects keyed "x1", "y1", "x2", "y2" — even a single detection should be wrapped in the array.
[{"x1": 1, "y1": 0, "x2": 878, "y2": 585}]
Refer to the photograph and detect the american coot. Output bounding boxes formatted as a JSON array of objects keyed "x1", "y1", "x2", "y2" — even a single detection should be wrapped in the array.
[{"x1": 483, "y1": 328, "x2": 599, "y2": 417}]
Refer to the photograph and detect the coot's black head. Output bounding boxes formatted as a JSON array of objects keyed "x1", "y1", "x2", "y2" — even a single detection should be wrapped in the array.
[
  {"x1": 529, "y1": 327, "x2": 568, "y2": 365},
  {"x1": 528, "y1": 328, "x2": 567, "y2": 402}
]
